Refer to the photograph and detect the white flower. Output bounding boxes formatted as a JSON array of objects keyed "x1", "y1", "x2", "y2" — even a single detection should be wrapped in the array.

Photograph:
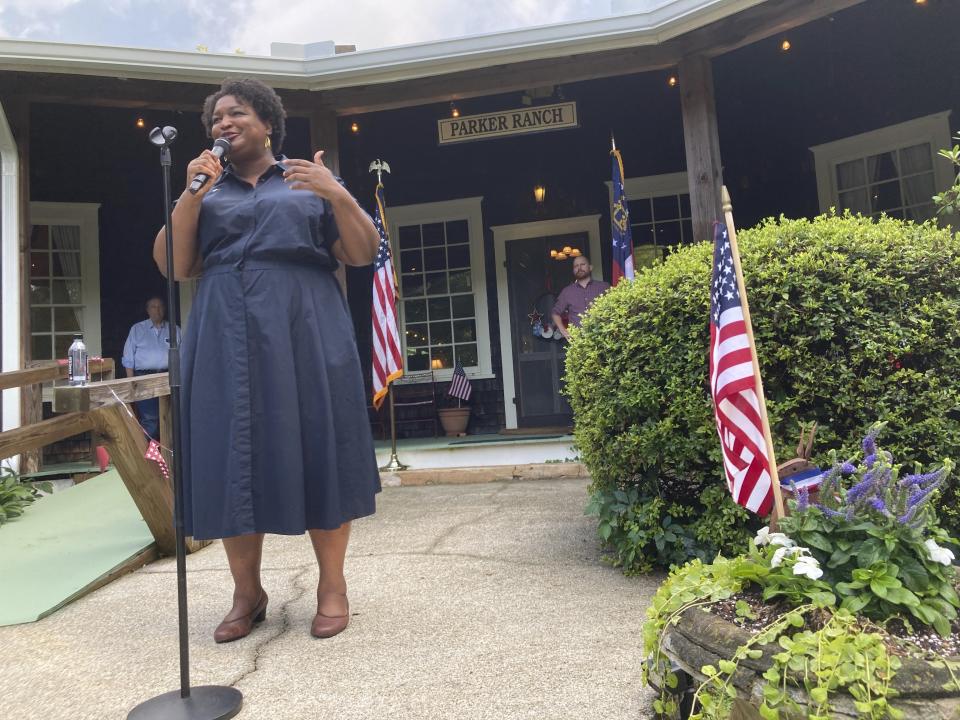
[
  {"x1": 924, "y1": 539, "x2": 955, "y2": 566},
  {"x1": 755, "y1": 527, "x2": 795, "y2": 548},
  {"x1": 771, "y1": 545, "x2": 809, "y2": 568},
  {"x1": 769, "y1": 533, "x2": 796, "y2": 548},
  {"x1": 792, "y1": 556, "x2": 824, "y2": 580}
]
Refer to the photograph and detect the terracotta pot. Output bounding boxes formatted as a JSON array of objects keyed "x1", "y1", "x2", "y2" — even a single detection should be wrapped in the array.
[{"x1": 438, "y1": 407, "x2": 470, "y2": 436}]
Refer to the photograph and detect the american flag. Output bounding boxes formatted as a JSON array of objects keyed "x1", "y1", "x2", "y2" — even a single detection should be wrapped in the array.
[
  {"x1": 447, "y1": 361, "x2": 472, "y2": 402},
  {"x1": 145, "y1": 439, "x2": 170, "y2": 482},
  {"x1": 371, "y1": 183, "x2": 403, "y2": 409},
  {"x1": 709, "y1": 222, "x2": 773, "y2": 515},
  {"x1": 610, "y1": 145, "x2": 635, "y2": 286}
]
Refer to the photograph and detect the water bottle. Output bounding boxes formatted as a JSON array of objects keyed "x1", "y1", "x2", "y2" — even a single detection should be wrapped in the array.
[{"x1": 67, "y1": 333, "x2": 89, "y2": 386}]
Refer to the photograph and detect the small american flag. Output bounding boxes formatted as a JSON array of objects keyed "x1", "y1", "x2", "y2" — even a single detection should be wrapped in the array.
[
  {"x1": 145, "y1": 439, "x2": 170, "y2": 482},
  {"x1": 447, "y1": 361, "x2": 472, "y2": 402},
  {"x1": 709, "y1": 222, "x2": 773, "y2": 515},
  {"x1": 371, "y1": 183, "x2": 403, "y2": 409}
]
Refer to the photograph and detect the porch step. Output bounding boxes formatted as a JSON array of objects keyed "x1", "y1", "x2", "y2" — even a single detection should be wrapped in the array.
[
  {"x1": 374, "y1": 433, "x2": 578, "y2": 471},
  {"x1": 379, "y1": 461, "x2": 587, "y2": 487}
]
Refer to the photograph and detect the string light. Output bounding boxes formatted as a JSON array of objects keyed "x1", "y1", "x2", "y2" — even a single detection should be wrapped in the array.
[
  {"x1": 781, "y1": 39, "x2": 792, "y2": 52},
  {"x1": 350, "y1": 121, "x2": 359, "y2": 134},
  {"x1": 135, "y1": 118, "x2": 145, "y2": 128},
  {"x1": 450, "y1": 103, "x2": 460, "y2": 118},
  {"x1": 667, "y1": 75, "x2": 678, "y2": 87}
]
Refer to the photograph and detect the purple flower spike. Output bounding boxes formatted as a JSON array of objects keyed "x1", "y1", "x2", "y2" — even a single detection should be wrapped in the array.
[
  {"x1": 862, "y1": 428, "x2": 879, "y2": 455},
  {"x1": 841, "y1": 462, "x2": 857, "y2": 476},
  {"x1": 814, "y1": 504, "x2": 844, "y2": 519},
  {"x1": 797, "y1": 485, "x2": 810, "y2": 512},
  {"x1": 898, "y1": 505, "x2": 918, "y2": 525},
  {"x1": 846, "y1": 471, "x2": 875, "y2": 502},
  {"x1": 865, "y1": 453, "x2": 877, "y2": 469},
  {"x1": 870, "y1": 498, "x2": 886, "y2": 512}
]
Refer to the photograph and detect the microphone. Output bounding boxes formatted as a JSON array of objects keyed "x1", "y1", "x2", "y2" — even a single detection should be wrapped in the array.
[{"x1": 188, "y1": 137, "x2": 231, "y2": 194}]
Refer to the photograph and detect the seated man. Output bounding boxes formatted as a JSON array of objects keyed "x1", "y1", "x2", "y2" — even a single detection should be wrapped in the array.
[{"x1": 121, "y1": 296, "x2": 179, "y2": 440}]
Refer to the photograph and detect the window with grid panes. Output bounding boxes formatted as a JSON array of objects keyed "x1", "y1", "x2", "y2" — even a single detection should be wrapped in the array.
[
  {"x1": 811, "y1": 112, "x2": 954, "y2": 225},
  {"x1": 29, "y1": 224, "x2": 85, "y2": 360},
  {"x1": 627, "y1": 191, "x2": 693, "y2": 268},
  {"x1": 398, "y1": 219, "x2": 479, "y2": 371},
  {"x1": 834, "y1": 143, "x2": 938, "y2": 221}
]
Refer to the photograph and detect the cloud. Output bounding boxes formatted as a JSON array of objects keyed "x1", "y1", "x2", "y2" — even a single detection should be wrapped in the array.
[
  {"x1": 222, "y1": 0, "x2": 611, "y2": 56},
  {"x1": 0, "y1": 0, "x2": 612, "y2": 53}
]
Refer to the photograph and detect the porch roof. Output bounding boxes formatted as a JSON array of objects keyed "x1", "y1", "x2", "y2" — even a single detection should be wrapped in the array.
[{"x1": 0, "y1": 1, "x2": 766, "y2": 92}]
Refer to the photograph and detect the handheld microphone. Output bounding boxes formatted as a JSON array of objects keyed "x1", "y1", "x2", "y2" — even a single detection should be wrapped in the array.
[{"x1": 188, "y1": 137, "x2": 231, "y2": 194}]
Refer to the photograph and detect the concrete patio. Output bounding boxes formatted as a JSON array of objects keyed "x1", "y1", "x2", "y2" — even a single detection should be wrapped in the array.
[{"x1": 1, "y1": 477, "x2": 660, "y2": 719}]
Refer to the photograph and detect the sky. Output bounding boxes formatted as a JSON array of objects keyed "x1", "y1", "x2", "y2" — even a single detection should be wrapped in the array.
[{"x1": 0, "y1": 0, "x2": 614, "y2": 55}]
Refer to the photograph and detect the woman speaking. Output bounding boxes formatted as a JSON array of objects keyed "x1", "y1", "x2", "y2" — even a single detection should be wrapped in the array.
[{"x1": 153, "y1": 77, "x2": 381, "y2": 643}]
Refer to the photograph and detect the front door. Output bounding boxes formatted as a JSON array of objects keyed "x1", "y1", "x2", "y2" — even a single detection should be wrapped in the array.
[{"x1": 505, "y1": 233, "x2": 586, "y2": 428}]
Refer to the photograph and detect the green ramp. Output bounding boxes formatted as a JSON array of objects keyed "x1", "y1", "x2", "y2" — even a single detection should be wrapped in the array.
[{"x1": 0, "y1": 469, "x2": 155, "y2": 626}]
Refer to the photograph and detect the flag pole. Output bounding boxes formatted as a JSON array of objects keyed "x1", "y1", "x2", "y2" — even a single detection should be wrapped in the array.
[
  {"x1": 370, "y1": 158, "x2": 406, "y2": 472},
  {"x1": 381, "y1": 387, "x2": 406, "y2": 471},
  {"x1": 721, "y1": 186, "x2": 785, "y2": 523}
]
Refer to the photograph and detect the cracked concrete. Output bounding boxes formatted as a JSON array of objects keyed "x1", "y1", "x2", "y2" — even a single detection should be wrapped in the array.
[{"x1": 0, "y1": 477, "x2": 661, "y2": 719}]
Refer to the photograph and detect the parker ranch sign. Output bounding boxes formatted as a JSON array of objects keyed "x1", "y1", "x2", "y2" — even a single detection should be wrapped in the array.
[{"x1": 437, "y1": 102, "x2": 578, "y2": 145}]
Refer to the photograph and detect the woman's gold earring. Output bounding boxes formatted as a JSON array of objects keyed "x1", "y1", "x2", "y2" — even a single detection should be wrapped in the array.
[{"x1": 265, "y1": 136, "x2": 272, "y2": 149}]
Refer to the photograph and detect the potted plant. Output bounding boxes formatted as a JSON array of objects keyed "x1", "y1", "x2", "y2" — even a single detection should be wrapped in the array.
[
  {"x1": 643, "y1": 424, "x2": 960, "y2": 719},
  {"x1": 437, "y1": 362, "x2": 472, "y2": 437}
]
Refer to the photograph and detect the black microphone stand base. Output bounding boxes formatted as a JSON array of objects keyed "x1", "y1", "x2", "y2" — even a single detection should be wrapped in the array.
[{"x1": 127, "y1": 686, "x2": 242, "y2": 720}]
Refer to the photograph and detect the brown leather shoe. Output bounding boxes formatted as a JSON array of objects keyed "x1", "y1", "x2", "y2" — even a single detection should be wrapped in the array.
[
  {"x1": 311, "y1": 592, "x2": 349, "y2": 639},
  {"x1": 214, "y1": 591, "x2": 268, "y2": 644}
]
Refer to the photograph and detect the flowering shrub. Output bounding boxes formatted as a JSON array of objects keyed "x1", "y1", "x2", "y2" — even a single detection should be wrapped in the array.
[
  {"x1": 643, "y1": 427, "x2": 958, "y2": 719},
  {"x1": 776, "y1": 425, "x2": 957, "y2": 634}
]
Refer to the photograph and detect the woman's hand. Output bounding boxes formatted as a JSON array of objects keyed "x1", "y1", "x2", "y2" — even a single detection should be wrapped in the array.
[
  {"x1": 282, "y1": 151, "x2": 348, "y2": 201},
  {"x1": 184, "y1": 150, "x2": 223, "y2": 199}
]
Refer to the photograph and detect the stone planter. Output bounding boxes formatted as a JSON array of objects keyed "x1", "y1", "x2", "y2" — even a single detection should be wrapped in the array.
[
  {"x1": 438, "y1": 407, "x2": 470, "y2": 436},
  {"x1": 649, "y1": 607, "x2": 960, "y2": 719}
]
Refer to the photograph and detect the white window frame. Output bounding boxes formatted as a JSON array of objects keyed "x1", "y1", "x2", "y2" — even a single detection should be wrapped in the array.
[
  {"x1": 606, "y1": 171, "x2": 693, "y2": 261},
  {"x1": 809, "y1": 111, "x2": 955, "y2": 218},
  {"x1": 385, "y1": 196, "x2": 494, "y2": 383},
  {"x1": 28, "y1": 201, "x2": 103, "y2": 359}
]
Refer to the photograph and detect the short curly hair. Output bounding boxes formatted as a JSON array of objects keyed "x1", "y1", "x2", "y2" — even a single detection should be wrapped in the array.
[{"x1": 201, "y1": 77, "x2": 287, "y2": 152}]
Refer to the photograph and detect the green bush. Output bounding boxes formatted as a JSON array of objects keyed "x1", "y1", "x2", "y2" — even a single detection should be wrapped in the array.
[
  {"x1": 567, "y1": 213, "x2": 960, "y2": 565},
  {"x1": 585, "y1": 482, "x2": 750, "y2": 574}
]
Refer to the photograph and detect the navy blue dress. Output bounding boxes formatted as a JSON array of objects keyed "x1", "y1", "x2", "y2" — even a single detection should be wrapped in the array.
[{"x1": 181, "y1": 159, "x2": 380, "y2": 539}]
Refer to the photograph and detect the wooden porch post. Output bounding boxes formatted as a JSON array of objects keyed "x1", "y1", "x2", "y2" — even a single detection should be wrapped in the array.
[
  {"x1": 679, "y1": 54, "x2": 724, "y2": 243},
  {"x1": 310, "y1": 108, "x2": 347, "y2": 296},
  {"x1": 3, "y1": 97, "x2": 40, "y2": 471}
]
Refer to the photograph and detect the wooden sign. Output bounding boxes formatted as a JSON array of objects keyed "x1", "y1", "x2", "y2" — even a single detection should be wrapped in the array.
[{"x1": 438, "y1": 101, "x2": 578, "y2": 145}]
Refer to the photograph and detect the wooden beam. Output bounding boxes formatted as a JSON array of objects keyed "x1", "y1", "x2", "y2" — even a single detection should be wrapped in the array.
[
  {"x1": 679, "y1": 54, "x2": 723, "y2": 244},
  {"x1": 54, "y1": 373, "x2": 170, "y2": 413},
  {"x1": 0, "y1": 73, "x2": 320, "y2": 115},
  {"x1": 321, "y1": 44, "x2": 678, "y2": 115},
  {"x1": 311, "y1": 108, "x2": 340, "y2": 173},
  {"x1": 674, "y1": 0, "x2": 865, "y2": 59},
  {"x1": 0, "y1": 358, "x2": 115, "y2": 390},
  {"x1": 89, "y1": 403, "x2": 176, "y2": 555},
  {"x1": 0, "y1": 411, "x2": 94, "y2": 459},
  {"x1": 6, "y1": 97, "x2": 39, "y2": 472},
  {"x1": 310, "y1": 107, "x2": 348, "y2": 296},
  {"x1": 320, "y1": 0, "x2": 863, "y2": 114}
]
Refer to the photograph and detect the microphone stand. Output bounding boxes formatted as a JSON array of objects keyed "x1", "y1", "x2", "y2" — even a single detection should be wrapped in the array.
[{"x1": 128, "y1": 126, "x2": 243, "y2": 720}]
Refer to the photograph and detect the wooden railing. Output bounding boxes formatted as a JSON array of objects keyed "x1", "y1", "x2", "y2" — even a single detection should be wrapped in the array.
[{"x1": 0, "y1": 365, "x2": 206, "y2": 556}]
